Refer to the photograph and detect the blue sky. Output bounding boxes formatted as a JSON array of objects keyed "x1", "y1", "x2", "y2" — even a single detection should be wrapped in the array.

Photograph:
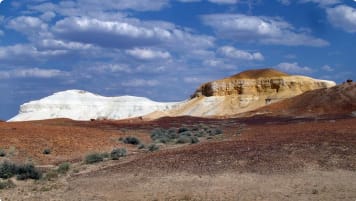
[{"x1": 0, "y1": 0, "x2": 355, "y2": 120}]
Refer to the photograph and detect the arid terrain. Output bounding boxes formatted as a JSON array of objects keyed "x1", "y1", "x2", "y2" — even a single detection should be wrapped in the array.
[{"x1": 0, "y1": 114, "x2": 355, "y2": 201}]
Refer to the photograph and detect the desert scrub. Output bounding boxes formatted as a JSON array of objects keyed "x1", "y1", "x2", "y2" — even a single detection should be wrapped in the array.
[
  {"x1": 0, "y1": 161, "x2": 42, "y2": 180},
  {"x1": 16, "y1": 163, "x2": 42, "y2": 180},
  {"x1": 0, "y1": 149, "x2": 6, "y2": 157},
  {"x1": 138, "y1": 144, "x2": 145, "y2": 149},
  {"x1": 150, "y1": 125, "x2": 222, "y2": 144},
  {"x1": 0, "y1": 161, "x2": 17, "y2": 179},
  {"x1": 43, "y1": 148, "x2": 51, "y2": 155},
  {"x1": 123, "y1": 136, "x2": 141, "y2": 145},
  {"x1": 147, "y1": 144, "x2": 159, "y2": 152},
  {"x1": 57, "y1": 162, "x2": 71, "y2": 174},
  {"x1": 110, "y1": 148, "x2": 127, "y2": 160},
  {"x1": 84, "y1": 153, "x2": 104, "y2": 164}
]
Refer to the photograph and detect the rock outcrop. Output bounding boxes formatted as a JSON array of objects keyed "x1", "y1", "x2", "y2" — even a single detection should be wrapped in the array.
[
  {"x1": 8, "y1": 90, "x2": 181, "y2": 122},
  {"x1": 163, "y1": 69, "x2": 336, "y2": 117}
]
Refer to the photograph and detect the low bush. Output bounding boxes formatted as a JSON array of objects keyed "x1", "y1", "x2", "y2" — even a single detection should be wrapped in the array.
[
  {"x1": 0, "y1": 149, "x2": 6, "y2": 157},
  {"x1": 138, "y1": 144, "x2": 145, "y2": 149},
  {"x1": 100, "y1": 152, "x2": 110, "y2": 159},
  {"x1": 0, "y1": 161, "x2": 17, "y2": 179},
  {"x1": 110, "y1": 148, "x2": 127, "y2": 160},
  {"x1": 57, "y1": 162, "x2": 70, "y2": 174},
  {"x1": 16, "y1": 163, "x2": 42, "y2": 180},
  {"x1": 43, "y1": 148, "x2": 51, "y2": 155},
  {"x1": 178, "y1": 127, "x2": 189, "y2": 133},
  {"x1": 150, "y1": 125, "x2": 223, "y2": 145},
  {"x1": 123, "y1": 137, "x2": 141, "y2": 145},
  {"x1": 84, "y1": 153, "x2": 104, "y2": 164},
  {"x1": 148, "y1": 144, "x2": 159, "y2": 152}
]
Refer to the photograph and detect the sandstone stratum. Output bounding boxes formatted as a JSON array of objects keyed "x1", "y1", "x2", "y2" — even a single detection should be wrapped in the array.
[{"x1": 157, "y1": 68, "x2": 336, "y2": 118}]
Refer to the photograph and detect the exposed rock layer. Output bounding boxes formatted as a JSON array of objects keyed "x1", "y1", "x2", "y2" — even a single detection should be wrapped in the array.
[{"x1": 160, "y1": 69, "x2": 336, "y2": 118}]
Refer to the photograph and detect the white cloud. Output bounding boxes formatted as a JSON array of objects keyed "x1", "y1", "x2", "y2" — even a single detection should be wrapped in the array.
[
  {"x1": 278, "y1": 0, "x2": 291, "y2": 5},
  {"x1": 0, "y1": 44, "x2": 66, "y2": 60},
  {"x1": 126, "y1": 48, "x2": 171, "y2": 60},
  {"x1": 202, "y1": 14, "x2": 329, "y2": 47},
  {"x1": 0, "y1": 68, "x2": 65, "y2": 79},
  {"x1": 0, "y1": 0, "x2": 4, "y2": 4},
  {"x1": 53, "y1": 17, "x2": 214, "y2": 50},
  {"x1": 276, "y1": 62, "x2": 313, "y2": 74},
  {"x1": 299, "y1": 0, "x2": 340, "y2": 6},
  {"x1": 208, "y1": 0, "x2": 239, "y2": 4},
  {"x1": 321, "y1": 65, "x2": 334, "y2": 72},
  {"x1": 121, "y1": 79, "x2": 159, "y2": 87},
  {"x1": 326, "y1": 5, "x2": 356, "y2": 33},
  {"x1": 218, "y1": 46, "x2": 264, "y2": 61}
]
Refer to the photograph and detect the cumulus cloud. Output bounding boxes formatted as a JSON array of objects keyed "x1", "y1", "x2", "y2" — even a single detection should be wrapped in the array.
[
  {"x1": 321, "y1": 65, "x2": 334, "y2": 72},
  {"x1": 0, "y1": 68, "x2": 66, "y2": 79},
  {"x1": 218, "y1": 46, "x2": 264, "y2": 61},
  {"x1": 326, "y1": 5, "x2": 356, "y2": 33},
  {"x1": 299, "y1": 0, "x2": 340, "y2": 7},
  {"x1": 208, "y1": 0, "x2": 239, "y2": 4},
  {"x1": 276, "y1": 62, "x2": 313, "y2": 74},
  {"x1": 126, "y1": 48, "x2": 171, "y2": 60},
  {"x1": 0, "y1": 0, "x2": 4, "y2": 4},
  {"x1": 52, "y1": 17, "x2": 214, "y2": 50},
  {"x1": 0, "y1": 44, "x2": 66, "y2": 60},
  {"x1": 202, "y1": 14, "x2": 329, "y2": 47},
  {"x1": 278, "y1": 0, "x2": 291, "y2": 5},
  {"x1": 121, "y1": 79, "x2": 159, "y2": 87}
]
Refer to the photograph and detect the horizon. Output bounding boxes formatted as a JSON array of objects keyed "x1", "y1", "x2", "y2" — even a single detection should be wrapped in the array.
[{"x1": 1, "y1": 0, "x2": 355, "y2": 120}]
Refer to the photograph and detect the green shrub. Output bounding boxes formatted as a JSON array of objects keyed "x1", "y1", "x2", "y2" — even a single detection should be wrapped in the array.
[
  {"x1": 0, "y1": 179, "x2": 15, "y2": 189},
  {"x1": 43, "y1": 148, "x2": 51, "y2": 155},
  {"x1": 148, "y1": 144, "x2": 159, "y2": 152},
  {"x1": 16, "y1": 163, "x2": 42, "y2": 180},
  {"x1": 138, "y1": 144, "x2": 145, "y2": 149},
  {"x1": 176, "y1": 136, "x2": 192, "y2": 144},
  {"x1": 100, "y1": 152, "x2": 110, "y2": 159},
  {"x1": 0, "y1": 149, "x2": 6, "y2": 157},
  {"x1": 178, "y1": 127, "x2": 189, "y2": 133},
  {"x1": 84, "y1": 153, "x2": 104, "y2": 164},
  {"x1": 123, "y1": 137, "x2": 141, "y2": 145},
  {"x1": 191, "y1": 136, "x2": 199, "y2": 144},
  {"x1": 57, "y1": 162, "x2": 70, "y2": 174},
  {"x1": 0, "y1": 161, "x2": 17, "y2": 179},
  {"x1": 0, "y1": 161, "x2": 42, "y2": 180},
  {"x1": 110, "y1": 148, "x2": 127, "y2": 160}
]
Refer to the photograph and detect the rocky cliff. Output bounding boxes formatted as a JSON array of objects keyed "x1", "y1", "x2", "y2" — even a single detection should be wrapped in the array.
[{"x1": 162, "y1": 69, "x2": 336, "y2": 117}]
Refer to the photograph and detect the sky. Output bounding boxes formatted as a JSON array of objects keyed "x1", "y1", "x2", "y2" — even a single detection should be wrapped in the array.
[{"x1": 0, "y1": 0, "x2": 355, "y2": 120}]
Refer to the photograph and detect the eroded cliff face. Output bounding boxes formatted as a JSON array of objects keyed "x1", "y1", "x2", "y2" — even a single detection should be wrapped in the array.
[
  {"x1": 193, "y1": 76, "x2": 335, "y2": 98},
  {"x1": 164, "y1": 69, "x2": 336, "y2": 117}
]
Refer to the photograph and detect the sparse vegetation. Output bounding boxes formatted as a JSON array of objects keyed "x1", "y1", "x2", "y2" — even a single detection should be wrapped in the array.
[
  {"x1": 0, "y1": 149, "x2": 6, "y2": 157},
  {"x1": 150, "y1": 124, "x2": 223, "y2": 145},
  {"x1": 43, "y1": 148, "x2": 51, "y2": 155},
  {"x1": 16, "y1": 163, "x2": 42, "y2": 180},
  {"x1": 148, "y1": 144, "x2": 159, "y2": 152},
  {"x1": 123, "y1": 136, "x2": 141, "y2": 145},
  {"x1": 138, "y1": 144, "x2": 145, "y2": 149},
  {"x1": 84, "y1": 153, "x2": 104, "y2": 164},
  {"x1": 57, "y1": 162, "x2": 71, "y2": 174},
  {"x1": 0, "y1": 161, "x2": 42, "y2": 180},
  {"x1": 110, "y1": 148, "x2": 127, "y2": 160}
]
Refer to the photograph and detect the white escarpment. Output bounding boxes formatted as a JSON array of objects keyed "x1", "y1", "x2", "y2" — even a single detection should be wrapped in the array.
[{"x1": 8, "y1": 90, "x2": 182, "y2": 122}]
